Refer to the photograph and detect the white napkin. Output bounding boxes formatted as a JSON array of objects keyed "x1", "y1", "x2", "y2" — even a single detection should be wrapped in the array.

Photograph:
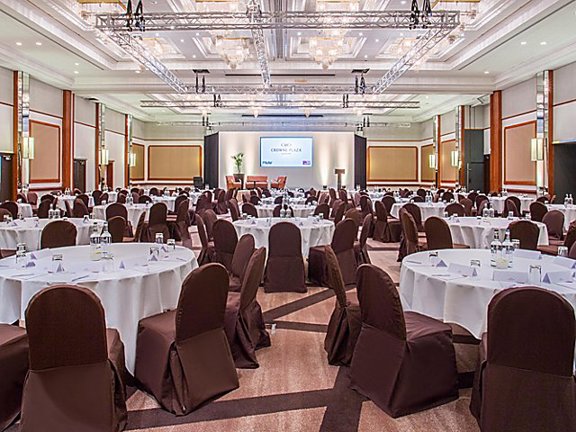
[
  {"x1": 448, "y1": 263, "x2": 478, "y2": 277},
  {"x1": 514, "y1": 249, "x2": 541, "y2": 260},
  {"x1": 493, "y1": 270, "x2": 528, "y2": 283},
  {"x1": 553, "y1": 256, "x2": 576, "y2": 269},
  {"x1": 49, "y1": 262, "x2": 65, "y2": 273},
  {"x1": 436, "y1": 260, "x2": 448, "y2": 268},
  {"x1": 543, "y1": 270, "x2": 574, "y2": 284}
]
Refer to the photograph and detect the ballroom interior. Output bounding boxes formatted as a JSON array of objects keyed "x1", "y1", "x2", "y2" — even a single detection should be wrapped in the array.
[{"x1": 1, "y1": 1, "x2": 576, "y2": 431}]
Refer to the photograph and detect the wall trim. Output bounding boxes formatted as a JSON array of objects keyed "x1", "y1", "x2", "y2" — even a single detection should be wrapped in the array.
[{"x1": 503, "y1": 120, "x2": 537, "y2": 186}]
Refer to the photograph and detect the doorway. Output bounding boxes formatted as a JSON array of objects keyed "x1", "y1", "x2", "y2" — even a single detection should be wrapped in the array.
[
  {"x1": 106, "y1": 161, "x2": 114, "y2": 189},
  {"x1": 0, "y1": 153, "x2": 13, "y2": 202},
  {"x1": 463, "y1": 130, "x2": 485, "y2": 192},
  {"x1": 73, "y1": 159, "x2": 87, "y2": 193}
]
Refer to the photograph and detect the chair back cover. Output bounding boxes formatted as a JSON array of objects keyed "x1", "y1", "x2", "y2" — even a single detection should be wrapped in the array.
[
  {"x1": 542, "y1": 210, "x2": 565, "y2": 240},
  {"x1": 359, "y1": 214, "x2": 373, "y2": 249},
  {"x1": 381, "y1": 196, "x2": 396, "y2": 215},
  {"x1": 313, "y1": 203, "x2": 330, "y2": 219},
  {"x1": 460, "y1": 198, "x2": 474, "y2": 216},
  {"x1": 0, "y1": 201, "x2": 18, "y2": 218},
  {"x1": 231, "y1": 234, "x2": 255, "y2": 280},
  {"x1": 72, "y1": 198, "x2": 89, "y2": 218},
  {"x1": 213, "y1": 219, "x2": 238, "y2": 270},
  {"x1": 400, "y1": 210, "x2": 419, "y2": 256},
  {"x1": 509, "y1": 220, "x2": 540, "y2": 250},
  {"x1": 445, "y1": 202, "x2": 465, "y2": 217},
  {"x1": 108, "y1": 216, "x2": 126, "y2": 243},
  {"x1": 202, "y1": 209, "x2": 218, "y2": 241},
  {"x1": 504, "y1": 198, "x2": 520, "y2": 217},
  {"x1": 239, "y1": 247, "x2": 266, "y2": 311},
  {"x1": 529, "y1": 201, "x2": 548, "y2": 222},
  {"x1": 264, "y1": 222, "x2": 306, "y2": 293},
  {"x1": 425, "y1": 216, "x2": 454, "y2": 250},
  {"x1": 402, "y1": 203, "x2": 423, "y2": 231},
  {"x1": 195, "y1": 215, "x2": 209, "y2": 248},
  {"x1": 229, "y1": 198, "x2": 240, "y2": 221},
  {"x1": 40, "y1": 220, "x2": 77, "y2": 249},
  {"x1": 241, "y1": 202, "x2": 259, "y2": 218}
]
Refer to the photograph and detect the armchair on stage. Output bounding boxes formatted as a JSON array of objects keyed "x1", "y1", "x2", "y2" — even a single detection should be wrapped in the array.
[
  {"x1": 271, "y1": 176, "x2": 287, "y2": 189},
  {"x1": 246, "y1": 176, "x2": 269, "y2": 189},
  {"x1": 226, "y1": 175, "x2": 242, "y2": 190}
]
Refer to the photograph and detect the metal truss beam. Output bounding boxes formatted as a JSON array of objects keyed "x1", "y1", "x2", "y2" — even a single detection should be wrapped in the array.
[
  {"x1": 246, "y1": 0, "x2": 271, "y2": 88},
  {"x1": 95, "y1": 10, "x2": 460, "y2": 32},
  {"x1": 175, "y1": 84, "x2": 376, "y2": 95},
  {"x1": 140, "y1": 100, "x2": 420, "y2": 109}
]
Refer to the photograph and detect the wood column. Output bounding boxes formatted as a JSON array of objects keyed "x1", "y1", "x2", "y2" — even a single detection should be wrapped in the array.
[
  {"x1": 11, "y1": 71, "x2": 18, "y2": 199},
  {"x1": 435, "y1": 114, "x2": 441, "y2": 188},
  {"x1": 489, "y1": 91, "x2": 503, "y2": 192},
  {"x1": 459, "y1": 107, "x2": 466, "y2": 186},
  {"x1": 95, "y1": 104, "x2": 101, "y2": 188},
  {"x1": 547, "y1": 71, "x2": 555, "y2": 195},
  {"x1": 62, "y1": 90, "x2": 73, "y2": 189},
  {"x1": 124, "y1": 114, "x2": 129, "y2": 187}
]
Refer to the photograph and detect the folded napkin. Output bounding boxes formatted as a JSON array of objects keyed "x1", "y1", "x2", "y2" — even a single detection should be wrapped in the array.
[
  {"x1": 435, "y1": 260, "x2": 448, "y2": 268},
  {"x1": 553, "y1": 256, "x2": 576, "y2": 269},
  {"x1": 48, "y1": 262, "x2": 65, "y2": 274},
  {"x1": 448, "y1": 263, "x2": 478, "y2": 277},
  {"x1": 543, "y1": 270, "x2": 574, "y2": 284},
  {"x1": 493, "y1": 270, "x2": 528, "y2": 284},
  {"x1": 514, "y1": 249, "x2": 542, "y2": 260}
]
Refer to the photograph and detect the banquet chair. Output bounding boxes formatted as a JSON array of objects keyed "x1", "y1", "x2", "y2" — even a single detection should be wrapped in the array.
[
  {"x1": 40, "y1": 194, "x2": 56, "y2": 204},
  {"x1": 0, "y1": 324, "x2": 28, "y2": 432},
  {"x1": 313, "y1": 203, "x2": 330, "y2": 220},
  {"x1": 131, "y1": 191, "x2": 140, "y2": 204},
  {"x1": 26, "y1": 193, "x2": 37, "y2": 206},
  {"x1": 72, "y1": 198, "x2": 90, "y2": 218},
  {"x1": 324, "y1": 246, "x2": 361, "y2": 366},
  {"x1": 213, "y1": 219, "x2": 239, "y2": 271},
  {"x1": 36, "y1": 200, "x2": 51, "y2": 219},
  {"x1": 477, "y1": 199, "x2": 490, "y2": 216},
  {"x1": 542, "y1": 210, "x2": 565, "y2": 242},
  {"x1": 508, "y1": 220, "x2": 540, "y2": 250},
  {"x1": 350, "y1": 264, "x2": 458, "y2": 418},
  {"x1": 149, "y1": 187, "x2": 160, "y2": 196},
  {"x1": 138, "y1": 195, "x2": 152, "y2": 204},
  {"x1": 536, "y1": 195, "x2": 552, "y2": 204},
  {"x1": 503, "y1": 198, "x2": 520, "y2": 218},
  {"x1": 229, "y1": 234, "x2": 256, "y2": 292},
  {"x1": 116, "y1": 193, "x2": 127, "y2": 204},
  {"x1": 20, "y1": 285, "x2": 127, "y2": 432},
  {"x1": 359, "y1": 196, "x2": 373, "y2": 219},
  {"x1": 224, "y1": 247, "x2": 271, "y2": 368},
  {"x1": 459, "y1": 198, "x2": 474, "y2": 216},
  {"x1": 171, "y1": 194, "x2": 189, "y2": 217},
  {"x1": 381, "y1": 196, "x2": 396, "y2": 217},
  {"x1": 215, "y1": 190, "x2": 228, "y2": 215},
  {"x1": 273, "y1": 205, "x2": 294, "y2": 217},
  {"x1": 441, "y1": 191, "x2": 455, "y2": 202},
  {"x1": 273, "y1": 196, "x2": 283, "y2": 205},
  {"x1": 0, "y1": 201, "x2": 18, "y2": 219},
  {"x1": 539, "y1": 221, "x2": 576, "y2": 256},
  {"x1": 508, "y1": 196, "x2": 522, "y2": 214},
  {"x1": 402, "y1": 203, "x2": 424, "y2": 232},
  {"x1": 338, "y1": 189, "x2": 348, "y2": 203},
  {"x1": 175, "y1": 201, "x2": 193, "y2": 249},
  {"x1": 425, "y1": 217, "x2": 469, "y2": 250},
  {"x1": 92, "y1": 190, "x2": 102, "y2": 205},
  {"x1": 470, "y1": 287, "x2": 576, "y2": 432},
  {"x1": 309, "y1": 218, "x2": 358, "y2": 286},
  {"x1": 146, "y1": 203, "x2": 170, "y2": 243},
  {"x1": 445, "y1": 202, "x2": 465, "y2": 217},
  {"x1": 100, "y1": 192, "x2": 109, "y2": 204},
  {"x1": 40, "y1": 220, "x2": 77, "y2": 249},
  {"x1": 372, "y1": 201, "x2": 401, "y2": 243},
  {"x1": 354, "y1": 214, "x2": 373, "y2": 265},
  {"x1": 333, "y1": 201, "x2": 346, "y2": 224},
  {"x1": 475, "y1": 195, "x2": 489, "y2": 211},
  {"x1": 249, "y1": 195, "x2": 261, "y2": 206},
  {"x1": 134, "y1": 264, "x2": 239, "y2": 415},
  {"x1": 202, "y1": 209, "x2": 218, "y2": 242},
  {"x1": 264, "y1": 222, "x2": 307, "y2": 293},
  {"x1": 398, "y1": 210, "x2": 425, "y2": 260},
  {"x1": 305, "y1": 195, "x2": 318, "y2": 205},
  {"x1": 529, "y1": 201, "x2": 548, "y2": 222},
  {"x1": 63, "y1": 199, "x2": 74, "y2": 218},
  {"x1": 416, "y1": 188, "x2": 427, "y2": 199},
  {"x1": 330, "y1": 199, "x2": 343, "y2": 219},
  {"x1": 229, "y1": 198, "x2": 241, "y2": 221},
  {"x1": 108, "y1": 216, "x2": 127, "y2": 243},
  {"x1": 77, "y1": 193, "x2": 90, "y2": 209},
  {"x1": 16, "y1": 192, "x2": 27, "y2": 203},
  {"x1": 468, "y1": 191, "x2": 479, "y2": 204},
  {"x1": 195, "y1": 215, "x2": 214, "y2": 265},
  {"x1": 0, "y1": 208, "x2": 11, "y2": 223},
  {"x1": 411, "y1": 196, "x2": 425, "y2": 203},
  {"x1": 241, "y1": 202, "x2": 259, "y2": 218}
]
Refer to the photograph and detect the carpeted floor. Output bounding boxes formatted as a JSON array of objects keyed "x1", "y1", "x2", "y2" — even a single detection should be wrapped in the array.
[{"x1": 8, "y1": 236, "x2": 482, "y2": 432}]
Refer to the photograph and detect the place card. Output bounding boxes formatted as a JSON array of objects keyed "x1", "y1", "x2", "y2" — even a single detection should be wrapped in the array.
[
  {"x1": 435, "y1": 260, "x2": 448, "y2": 268},
  {"x1": 542, "y1": 270, "x2": 574, "y2": 284},
  {"x1": 493, "y1": 270, "x2": 528, "y2": 284},
  {"x1": 514, "y1": 249, "x2": 542, "y2": 260},
  {"x1": 553, "y1": 256, "x2": 576, "y2": 269},
  {"x1": 447, "y1": 263, "x2": 477, "y2": 277}
]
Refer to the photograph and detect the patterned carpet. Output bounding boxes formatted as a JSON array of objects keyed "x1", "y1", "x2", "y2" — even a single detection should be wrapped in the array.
[{"x1": 8, "y1": 238, "x2": 482, "y2": 432}]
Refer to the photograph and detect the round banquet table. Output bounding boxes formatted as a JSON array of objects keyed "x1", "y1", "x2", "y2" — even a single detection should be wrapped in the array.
[
  {"x1": 447, "y1": 217, "x2": 549, "y2": 249},
  {"x1": 547, "y1": 204, "x2": 576, "y2": 231},
  {"x1": 152, "y1": 196, "x2": 178, "y2": 212},
  {"x1": 261, "y1": 197, "x2": 307, "y2": 206},
  {"x1": 0, "y1": 217, "x2": 106, "y2": 251},
  {"x1": 0, "y1": 242, "x2": 197, "y2": 372},
  {"x1": 233, "y1": 218, "x2": 334, "y2": 258},
  {"x1": 256, "y1": 204, "x2": 315, "y2": 219},
  {"x1": 489, "y1": 196, "x2": 533, "y2": 213},
  {"x1": 399, "y1": 249, "x2": 576, "y2": 340},
  {"x1": 17, "y1": 203, "x2": 33, "y2": 218},
  {"x1": 56, "y1": 195, "x2": 95, "y2": 211},
  {"x1": 93, "y1": 203, "x2": 149, "y2": 228},
  {"x1": 390, "y1": 202, "x2": 447, "y2": 220}
]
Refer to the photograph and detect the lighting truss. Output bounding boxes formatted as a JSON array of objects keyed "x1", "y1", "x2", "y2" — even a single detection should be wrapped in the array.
[
  {"x1": 95, "y1": 10, "x2": 459, "y2": 31},
  {"x1": 140, "y1": 99, "x2": 420, "y2": 109},
  {"x1": 174, "y1": 84, "x2": 376, "y2": 95},
  {"x1": 246, "y1": 0, "x2": 271, "y2": 88}
]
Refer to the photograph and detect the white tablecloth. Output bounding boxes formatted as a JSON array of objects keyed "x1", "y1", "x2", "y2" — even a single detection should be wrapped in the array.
[
  {"x1": 390, "y1": 202, "x2": 447, "y2": 220},
  {"x1": 56, "y1": 195, "x2": 95, "y2": 211},
  {"x1": 256, "y1": 204, "x2": 315, "y2": 219},
  {"x1": 489, "y1": 196, "x2": 533, "y2": 213},
  {"x1": 93, "y1": 204, "x2": 149, "y2": 228},
  {"x1": 17, "y1": 204, "x2": 32, "y2": 218},
  {"x1": 0, "y1": 243, "x2": 197, "y2": 371},
  {"x1": 548, "y1": 204, "x2": 576, "y2": 231},
  {"x1": 0, "y1": 218, "x2": 105, "y2": 251},
  {"x1": 447, "y1": 217, "x2": 549, "y2": 249},
  {"x1": 233, "y1": 218, "x2": 334, "y2": 257},
  {"x1": 261, "y1": 197, "x2": 307, "y2": 206},
  {"x1": 399, "y1": 249, "x2": 576, "y2": 340}
]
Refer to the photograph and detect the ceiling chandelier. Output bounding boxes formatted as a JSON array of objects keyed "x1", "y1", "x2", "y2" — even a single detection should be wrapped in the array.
[
  {"x1": 309, "y1": 36, "x2": 345, "y2": 70},
  {"x1": 214, "y1": 36, "x2": 251, "y2": 69}
]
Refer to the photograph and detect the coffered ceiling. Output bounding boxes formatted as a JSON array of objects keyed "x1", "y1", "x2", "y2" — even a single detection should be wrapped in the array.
[{"x1": 0, "y1": 0, "x2": 574, "y2": 127}]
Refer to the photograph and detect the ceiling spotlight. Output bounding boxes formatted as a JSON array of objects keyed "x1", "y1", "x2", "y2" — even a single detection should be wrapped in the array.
[
  {"x1": 180, "y1": 39, "x2": 184, "y2": 43},
  {"x1": 73, "y1": 71, "x2": 79, "y2": 74},
  {"x1": 297, "y1": 32, "x2": 302, "y2": 36},
  {"x1": 375, "y1": 39, "x2": 379, "y2": 42},
  {"x1": 520, "y1": 41, "x2": 527, "y2": 45},
  {"x1": 74, "y1": 62, "x2": 79, "y2": 66},
  {"x1": 35, "y1": 42, "x2": 42, "y2": 46},
  {"x1": 192, "y1": 54, "x2": 197, "y2": 58},
  {"x1": 195, "y1": 32, "x2": 200, "y2": 36},
  {"x1": 540, "y1": 41, "x2": 547, "y2": 45},
  {"x1": 15, "y1": 42, "x2": 22, "y2": 46},
  {"x1": 155, "y1": 32, "x2": 160, "y2": 37},
  {"x1": 364, "y1": 54, "x2": 368, "y2": 59},
  {"x1": 135, "y1": 70, "x2": 141, "y2": 74},
  {"x1": 359, "y1": 32, "x2": 363, "y2": 36},
  {"x1": 484, "y1": 71, "x2": 490, "y2": 74}
]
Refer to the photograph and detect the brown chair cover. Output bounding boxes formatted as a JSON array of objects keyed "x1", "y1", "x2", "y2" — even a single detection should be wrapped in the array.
[
  {"x1": 116, "y1": 193, "x2": 127, "y2": 204},
  {"x1": 195, "y1": 215, "x2": 214, "y2": 265},
  {"x1": 132, "y1": 212, "x2": 147, "y2": 243},
  {"x1": 249, "y1": 195, "x2": 261, "y2": 206},
  {"x1": 372, "y1": 200, "x2": 401, "y2": 243},
  {"x1": 530, "y1": 201, "x2": 548, "y2": 222},
  {"x1": 442, "y1": 191, "x2": 455, "y2": 202},
  {"x1": 503, "y1": 198, "x2": 520, "y2": 218},
  {"x1": 134, "y1": 264, "x2": 239, "y2": 415},
  {"x1": 229, "y1": 234, "x2": 256, "y2": 292},
  {"x1": 27, "y1": 192, "x2": 38, "y2": 206},
  {"x1": 224, "y1": 248, "x2": 271, "y2": 368},
  {"x1": 350, "y1": 264, "x2": 458, "y2": 418},
  {"x1": 100, "y1": 192, "x2": 109, "y2": 204},
  {"x1": 445, "y1": 202, "x2": 465, "y2": 217},
  {"x1": 72, "y1": 198, "x2": 90, "y2": 218},
  {"x1": 147, "y1": 203, "x2": 170, "y2": 243},
  {"x1": 194, "y1": 194, "x2": 211, "y2": 214},
  {"x1": 227, "y1": 198, "x2": 239, "y2": 221},
  {"x1": 106, "y1": 202, "x2": 128, "y2": 220},
  {"x1": 468, "y1": 191, "x2": 479, "y2": 204},
  {"x1": 354, "y1": 214, "x2": 372, "y2": 265},
  {"x1": 40, "y1": 220, "x2": 77, "y2": 249},
  {"x1": 477, "y1": 199, "x2": 490, "y2": 216},
  {"x1": 21, "y1": 285, "x2": 127, "y2": 432},
  {"x1": 0, "y1": 202, "x2": 18, "y2": 219},
  {"x1": 470, "y1": 287, "x2": 576, "y2": 432},
  {"x1": 77, "y1": 194, "x2": 90, "y2": 208},
  {"x1": 108, "y1": 216, "x2": 127, "y2": 243},
  {"x1": 508, "y1": 196, "x2": 522, "y2": 214},
  {"x1": 175, "y1": 201, "x2": 193, "y2": 249},
  {"x1": 213, "y1": 219, "x2": 238, "y2": 271},
  {"x1": 40, "y1": 194, "x2": 55, "y2": 204},
  {"x1": 312, "y1": 203, "x2": 329, "y2": 220},
  {"x1": 338, "y1": 189, "x2": 348, "y2": 202},
  {"x1": 309, "y1": 218, "x2": 358, "y2": 287},
  {"x1": 202, "y1": 209, "x2": 218, "y2": 242},
  {"x1": 215, "y1": 190, "x2": 228, "y2": 215},
  {"x1": 508, "y1": 220, "x2": 540, "y2": 250},
  {"x1": 460, "y1": 198, "x2": 474, "y2": 216},
  {"x1": 542, "y1": 209, "x2": 565, "y2": 241},
  {"x1": 241, "y1": 202, "x2": 258, "y2": 218},
  {"x1": 324, "y1": 246, "x2": 361, "y2": 366},
  {"x1": 92, "y1": 190, "x2": 102, "y2": 205},
  {"x1": 149, "y1": 187, "x2": 160, "y2": 196},
  {"x1": 264, "y1": 222, "x2": 306, "y2": 293},
  {"x1": 475, "y1": 194, "x2": 489, "y2": 210},
  {"x1": 344, "y1": 208, "x2": 363, "y2": 228},
  {"x1": 425, "y1": 216, "x2": 456, "y2": 250},
  {"x1": 333, "y1": 201, "x2": 346, "y2": 224},
  {"x1": 138, "y1": 195, "x2": 152, "y2": 204},
  {"x1": 359, "y1": 196, "x2": 373, "y2": 218},
  {"x1": 0, "y1": 324, "x2": 28, "y2": 431},
  {"x1": 381, "y1": 196, "x2": 396, "y2": 216},
  {"x1": 402, "y1": 203, "x2": 423, "y2": 231},
  {"x1": 328, "y1": 188, "x2": 337, "y2": 205},
  {"x1": 16, "y1": 193, "x2": 27, "y2": 203},
  {"x1": 36, "y1": 200, "x2": 51, "y2": 219},
  {"x1": 172, "y1": 195, "x2": 188, "y2": 216},
  {"x1": 305, "y1": 195, "x2": 318, "y2": 205},
  {"x1": 330, "y1": 198, "x2": 343, "y2": 218},
  {"x1": 398, "y1": 209, "x2": 423, "y2": 260}
]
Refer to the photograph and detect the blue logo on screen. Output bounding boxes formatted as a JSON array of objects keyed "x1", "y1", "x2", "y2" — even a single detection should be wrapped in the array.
[{"x1": 302, "y1": 160, "x2": 311, "y2": 166}]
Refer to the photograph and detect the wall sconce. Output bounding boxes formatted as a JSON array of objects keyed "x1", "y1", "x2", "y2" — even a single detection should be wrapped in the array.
[
  {"x1": 428, "y1": 154, "x2": 437, "y2": 169},
  {"x1": 22, "y1": 136, "x2": 34, "y2": 160},
  {"x1": 451, "y1": 150, "x2": 460, "y2": 167},
  {"x1": 99, "y1": 147, "x2": 109, "y2": 166},
  {"x1": 531, "y1": 138, "x2": 544, "y2": 161},
  {"x1": 129, "y1": 151, "x2": 137, "y2": 167}
]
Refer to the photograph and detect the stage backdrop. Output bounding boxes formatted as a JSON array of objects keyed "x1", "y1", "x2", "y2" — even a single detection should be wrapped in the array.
[{"x1": 218, "y1": 131, "x2": 355, "y2": 188}]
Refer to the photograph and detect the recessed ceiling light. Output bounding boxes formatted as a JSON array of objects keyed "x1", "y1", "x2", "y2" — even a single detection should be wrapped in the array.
[
  {"x1": 74, "y1": 62, "x2": 79, "y2": 66},
  {"x1": 375, "y1": 38, "x2": 379, "y2": 42},
  {"x1": 35, "y1": 42, "x2": 42, "y2": 46},
  {"x1": 195, "y1": 32, "x2": 200, "y2": 36},
  {"x1": 520, "y1": 41, "x2": 527, "y2": 45},
  {"x1": 180, "y1": 39, "x2": 184, "y2": 43},
  {"x1": 135, "y1": 70, "x2": 141, "y2": 74},
  {"x1": 364, "y1": 54, "x2": 368, "y2": 58},
  {"x1": 400, "y1": 32, "x2": 405, "y2": 37},
  {"x1": 73, "y1": 71, "x2": 79, "y2": 74},
  {"x1": 359, "y1": 32, "x2": 363, "y2": 36},
  {"x1": 15, "y1": 42, "x2": 22, "y2": 46},
  {"x1": 401, "y1": 0, "x2": 407, "y2": 4},
  {"x1": 155, "y1": 32, "x2": 160, "y2": 37},
  {"x1": 192, "y1": 54, "x2": 197, "y2": 58},
  {"x1": 297, "y1": 31, "x2": 302, "y2": 36},
  {"x1": 540, "y1": 41, "x2": 547, "y2": 45},
  {"x1": 484, "y1": 70, "x2": 490, "y2": 74}
]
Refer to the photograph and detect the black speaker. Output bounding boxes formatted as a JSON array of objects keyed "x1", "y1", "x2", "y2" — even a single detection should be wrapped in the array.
[
  {"x1": 203, "y1": 132, "x2": 219, "y2": 189},
  {"x1": 354, "y1": 134, "x2": 367, "y2": 189}
]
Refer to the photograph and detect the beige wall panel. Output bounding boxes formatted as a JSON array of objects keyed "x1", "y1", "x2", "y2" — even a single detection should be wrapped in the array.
[
  {"x1": 30, "y1": 121, "x2": 61, "y2": 183},
  {"x1": 130, "y1": 143, "x2": 145, "y2": 181},
  {"x1": 440, "y1": 140, "x2": 457, "y2": 183},
  {"x1": 148, "y1": 145, "x2": 202, "y2": 181},
  {"x1": 421, "y1": 144, "x2": 435, "y2": 182},
  {"x1": 367, "y1": 147, "x2": 418, "y2": 182},
  {"x1": 504, "y1": 122, "x2": 536, "y2": 185}
]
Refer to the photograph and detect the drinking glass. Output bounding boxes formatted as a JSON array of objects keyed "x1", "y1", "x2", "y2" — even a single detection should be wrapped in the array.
[{"x1": 558, "y1": 246, "x2": 569, "y2": 257}]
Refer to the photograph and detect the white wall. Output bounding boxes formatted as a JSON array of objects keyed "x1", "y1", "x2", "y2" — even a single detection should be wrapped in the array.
[
  {"x1": 502, "y1": 78, "x2": 536, "y2": 119},
  {"x1": 29, "y1": 78, "x2": 62, "y2": 117},
  {"x1": 219, "y1": 131, "x2": 355, "y2": 189},
  {"x1": 74, "y1": 123, "x2": 96, "y2": 191},
  {"x1": 0, "y1": 104, "x2": 12, "y2": 153},
  {"x1": 104, "y1": 131, "x2": 125, "y2": 189}
]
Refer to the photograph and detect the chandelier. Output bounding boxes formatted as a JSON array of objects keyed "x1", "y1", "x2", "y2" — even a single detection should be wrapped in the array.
[
  {"x1": 309, "y1": 36, "x2": 345, "y2": 69},
  {"x1": 214, "y1": 36, "x2": 251, "y2": 69}
]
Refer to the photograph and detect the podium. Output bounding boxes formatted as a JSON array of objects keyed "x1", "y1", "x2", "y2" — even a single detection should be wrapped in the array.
[{"x1": 334, "y1": 168, "x2": 345, "y2": 190}]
